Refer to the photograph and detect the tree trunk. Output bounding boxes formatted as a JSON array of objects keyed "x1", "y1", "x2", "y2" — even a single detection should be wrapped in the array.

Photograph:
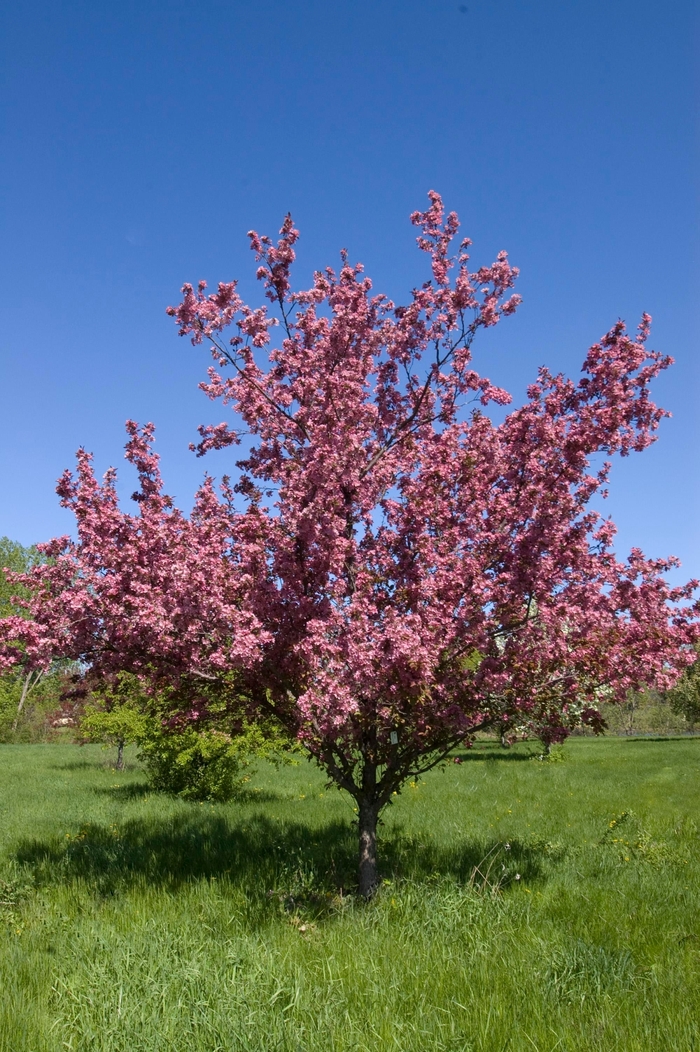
[
  {"x1": 625, "y1": 699, "x2": 637, "y2": 735},
  {"x1": 116, "y1": 738, "x2": 125, "y2": 771},
  {"x1": 12, "y1": 669, "x2": 43, "y2": 733},
  {"x1": 356, "y1": 749, "x2": 381, "y2": 897},
  {"x1": 358, "y1": 800, "x2": 379, "y2": 899}
]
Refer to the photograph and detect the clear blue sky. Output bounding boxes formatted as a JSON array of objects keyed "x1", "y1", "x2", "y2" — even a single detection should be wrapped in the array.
[{"x1": 1, "y1": 0, "x2": 697, "y2": 583}]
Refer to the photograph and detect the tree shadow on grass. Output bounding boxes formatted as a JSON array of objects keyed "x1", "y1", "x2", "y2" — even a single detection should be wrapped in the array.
[
  {"x1": 13, "y1": 809, "x2": 550, "y2": 919},
  {"x1": 46, "y1": 760, "x2": 99, "y2": 772},
  {"x1": 14, "y1": 813, "x2": 357, "y2": 899},
  {"x1": 91, "y1": 782, "x2": 152, "y2": 800},
  {"x1": 452, "y1": 742, "x2": 542, "y2": 762},
  {"x1": 90, "y1": 781, "x2": 284, "y2": 804},
  {"x1": 622, "y1": 735, "x2": 700, "y2": 744}
]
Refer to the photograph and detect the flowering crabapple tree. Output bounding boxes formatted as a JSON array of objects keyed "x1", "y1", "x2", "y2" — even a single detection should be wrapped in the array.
[{"x1": 1, "y1": 192, "x2": 698, "y2": 896}]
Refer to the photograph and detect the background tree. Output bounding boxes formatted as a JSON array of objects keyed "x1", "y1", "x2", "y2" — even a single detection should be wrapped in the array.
[
  {"x1": 0, "y1": 538, "x2": 40, "y2": 614},
  {"x1": 0, "y1": 538, "x2": 52, "y2": 736},
  {"x1": 79, "y1": 674, "x2": 150, "y2": 770},
  {"x1": 666, "y1": 644, "x2": 700, "y2": 731},
  {"x1": 1, "y1": 194, "x2": 697, "y2": 895},
  {"x1": 497, "y1": 701, "x2": 607, "y2": 754}
]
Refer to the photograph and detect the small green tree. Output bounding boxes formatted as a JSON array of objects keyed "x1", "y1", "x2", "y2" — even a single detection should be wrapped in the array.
[{"x1": 80, "y1": 702, "x2": 150, "y2": 769}]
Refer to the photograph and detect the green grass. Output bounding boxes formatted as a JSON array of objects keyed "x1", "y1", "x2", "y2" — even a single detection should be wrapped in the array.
[{"x1": 0, "y1": 738, "x2": 698, "y2": 1052}]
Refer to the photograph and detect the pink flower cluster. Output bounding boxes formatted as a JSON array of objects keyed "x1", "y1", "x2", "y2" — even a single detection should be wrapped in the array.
[{"x1": 0, "y1": 423, "x2": 267, "y2": 687}]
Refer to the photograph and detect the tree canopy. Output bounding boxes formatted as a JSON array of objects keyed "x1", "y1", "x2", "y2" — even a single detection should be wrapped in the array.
[{"x1": 1, "y1": 193, "x2": 697, "y2": 894}]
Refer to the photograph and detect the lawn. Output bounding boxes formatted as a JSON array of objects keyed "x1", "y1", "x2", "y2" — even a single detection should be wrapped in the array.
[{"x1": 0, "y1": 738, "x2": 698, "y2": 1052}]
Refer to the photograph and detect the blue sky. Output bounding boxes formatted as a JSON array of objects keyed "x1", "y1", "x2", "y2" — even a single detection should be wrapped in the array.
[{"x1": 1, "y1": 0, "x2": 697, "y2": 583}]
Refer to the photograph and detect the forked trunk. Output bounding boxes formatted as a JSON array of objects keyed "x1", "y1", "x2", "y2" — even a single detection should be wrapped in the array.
[{"x1": 358, "y1": 801, "x2": 379, "y2": 899}]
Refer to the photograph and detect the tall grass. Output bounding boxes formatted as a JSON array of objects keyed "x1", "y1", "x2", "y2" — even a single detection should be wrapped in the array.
[{"x1": 0, "y1": 738, "x2": 698, "y2": 1051}]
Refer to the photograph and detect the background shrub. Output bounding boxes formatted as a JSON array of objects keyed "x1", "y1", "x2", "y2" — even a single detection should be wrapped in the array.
[{"x1": 138, "y1": 726, "x2": 252, "y2": 801}]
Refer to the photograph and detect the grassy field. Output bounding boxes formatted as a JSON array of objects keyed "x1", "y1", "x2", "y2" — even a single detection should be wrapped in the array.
[{"x1": 0, "y1": 738, "x2": 698, "y2": 1052}]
